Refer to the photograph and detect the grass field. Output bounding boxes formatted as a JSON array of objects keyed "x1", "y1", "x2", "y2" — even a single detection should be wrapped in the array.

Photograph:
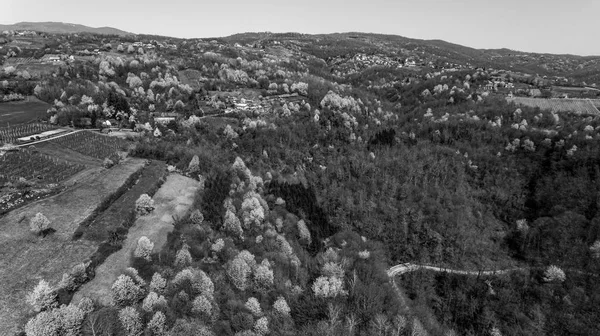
[
  {"x1": 0, "y1": 96, "x2": 51, "y2": 126},
  {"x1": 78, "y1": 160, "x2": 167, "y2": 242},
  {"x1": 0, "y1": 158, "x2": 146, "y2": 335},
  {"x1": 72, "y1": 174, "x2": 201, "y2": 306}
]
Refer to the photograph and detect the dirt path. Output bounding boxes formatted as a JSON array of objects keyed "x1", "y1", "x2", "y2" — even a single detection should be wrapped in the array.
[
  {"x1": 0, "y1": 158, "x2": 146, "y2": 335},
  {"x1": 72, "y1": 174, "x2": 201, "y2": 306}
]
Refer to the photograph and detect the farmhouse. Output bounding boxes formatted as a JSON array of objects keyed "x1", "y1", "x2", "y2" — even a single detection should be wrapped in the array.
[{"x1": 153, "y1": 112, "x2": 179, "y2": 124}]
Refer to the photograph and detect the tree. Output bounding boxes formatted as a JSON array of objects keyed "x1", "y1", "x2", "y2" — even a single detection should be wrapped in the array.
[
  {"x1": 254, "y1": 317, "x2": 269, "y2": 335},
  {"x1": 147, "y1": 311, "x2": 166, "y2": 335},
  {"x1": 543, "y1": 265, "x2": 566, "y2": 283},
  {"x1": 245, "y1": 297, "x2": 263, "y2": 317},
  {"x1": 227, "y1": 255, "x2": 251, "y2": 291},
  {"x1": 297, "y1": 219, "x2": 311, "y2": 245},
  {"x1": 142, "y1": 292, "x2": 167, "y2": 312},
  {"x1": 175, "y1": 245, "x2": 193, "y2": 268},
  {"x1": 134, "y1": 236, "x2": 154, "y2": 261},
  {"x1": 25, "y1": 304, "x2": 84, "y2": 336},
  {"x1": 111, "y1": 275, "x2": 145, "y2": 306},
  {"x1": 192, "y1": 295, "x2": 212, "y2": 317},
  {"x1": 26, "y1": 279, "x2": 57, "y2": 312},
  {"x1": 119, "y1": 306, "x2": 142, "y2": 336},
  {"x1": 188, "y1": 155, "x2": 200, "y2": 173},
  {"x1": 223, "y1": 209, "x2": 243, "y2": 238},
  {"x1": 135, "y1": 194, "x2": 155, "y2": 216},
  {"x1": 127, "y1": 45, "x2": 135, "y2": 54},
  {"x1": 273, "y1": 296, "x2": 290, "y2": 316},
  {"x1": 254, "y1": 259, "x2": 274, "y2": 287},
  {"x1": 150, "y1": 273, "x2": 167, "y2": 294},
  {"x1": 30, "y1": 213, "x2": 50, "y2": 235}
]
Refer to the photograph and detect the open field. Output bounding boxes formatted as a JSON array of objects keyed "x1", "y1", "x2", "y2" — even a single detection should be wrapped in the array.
[
  {"x1": 0, "y1": 96, "x2": 51, "y2": 126},
  {"x1": 507, "y1": 97, "x2": 600, "y2": 115},
  {"x1": 0, "y1": 158, "x2": 146, "y2": 334},
  {"x1": 72, "y1": 174, "x2": 201, "y2": 306}
]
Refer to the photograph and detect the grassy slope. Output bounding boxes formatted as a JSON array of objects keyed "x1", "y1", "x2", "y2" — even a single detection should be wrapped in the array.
[
  {"x1": 0, "y1": 158, "x2": 146, "y2": 335},
  {"x1": 0, "y1": 96, "x2": 51, "y2": 126},
  {"x1": 72, "y1": 174, "x2": 201, "y2": 306}
]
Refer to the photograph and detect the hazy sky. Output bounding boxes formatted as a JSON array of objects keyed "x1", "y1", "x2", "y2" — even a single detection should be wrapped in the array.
[{"x1": 2, "y1": 0, "x2": 600, "y2": 55}]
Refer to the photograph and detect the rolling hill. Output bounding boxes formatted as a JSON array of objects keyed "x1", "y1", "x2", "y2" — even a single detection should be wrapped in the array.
[{"x1": 0, "y1": 21, "x2": 133, "y2": 36}]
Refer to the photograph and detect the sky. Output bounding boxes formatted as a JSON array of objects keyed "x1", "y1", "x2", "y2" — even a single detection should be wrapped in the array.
[{"x1": 2, "y1": 0, "x2": 600, "y2": 55}]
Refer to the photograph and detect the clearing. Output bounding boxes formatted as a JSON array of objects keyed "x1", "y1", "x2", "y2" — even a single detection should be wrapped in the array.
[
  {"x1": 72, "y1": 174, "x2": 201, "y2": 306},
  {"x1": 0, "y1": 158, "x2": 146, "y2": 335},
  {"x1": 0, "y1": 96, "x2": 50, "y2": 126}
]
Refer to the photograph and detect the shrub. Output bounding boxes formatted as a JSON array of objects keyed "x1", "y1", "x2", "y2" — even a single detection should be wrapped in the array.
[
  {"x1": 59, "y1": 262, "x2": 89, "y2": 291},
  {"x1": 169, "y1": 319, "x2": 215, "y2": 336},
  {"x1": 111, "y1": 275, "x2": 145, "y2": 306},
  {"x1": 30, "y1": 213, "x2": 50, "y2": 235},
  {"x1": 26, "y1": 279, "x2": 57, "y2": 312},
  {"x1": 103, "y1": 157, "x2": 115, "y2": 168},
  {"x1": 119, "y1": 306, "x2": 142, "y2": 336},
  {"x1": 191, "y1": 209, "x2": 205, "y2": 225},
  {"x1": 134, "y1": 236, "x2": 154, "y2": 261},
  {"x1": 135, "y1": 194, "x2": 155, "y2": 216},
  {"x1": 590, "y1": 240, "x2": 600, "y2": 259}
]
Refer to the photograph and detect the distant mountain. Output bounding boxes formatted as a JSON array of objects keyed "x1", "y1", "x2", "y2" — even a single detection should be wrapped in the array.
[{"x1": 0, "y1": 21, "x2": 133, "y2": 36}]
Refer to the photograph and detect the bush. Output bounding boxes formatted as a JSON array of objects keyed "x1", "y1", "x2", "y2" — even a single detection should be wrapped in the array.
[
  {"x1": 135, "y1": 194, "x2": 155, "y2": 216},
  {"x1": 30, "y1": 213, "x2": 51, "y2": 235}
]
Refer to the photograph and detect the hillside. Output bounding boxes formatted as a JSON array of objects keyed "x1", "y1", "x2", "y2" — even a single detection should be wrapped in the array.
[
  {"x1": 2, "y1": 25, "x2": 600, "y2": 336},
  {"x1": 0, "y1": 21, "x2": 133, "y2": 36}
]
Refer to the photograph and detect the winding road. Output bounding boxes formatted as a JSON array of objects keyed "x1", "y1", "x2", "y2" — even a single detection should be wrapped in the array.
[{"x1": 387, "y1": 263, "x2": 524, "y2": 278}]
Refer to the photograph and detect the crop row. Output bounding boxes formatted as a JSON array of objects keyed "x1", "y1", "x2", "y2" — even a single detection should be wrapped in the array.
[
  {"x1": 0, "y1": 123, "x2": 58, "y2": 143},
  {"x1": 45, "y1": 131, "x2": 128, "y2": 160},
  {"x1": 0, "y1": 149, "x2": 86, "y2": 183}
]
